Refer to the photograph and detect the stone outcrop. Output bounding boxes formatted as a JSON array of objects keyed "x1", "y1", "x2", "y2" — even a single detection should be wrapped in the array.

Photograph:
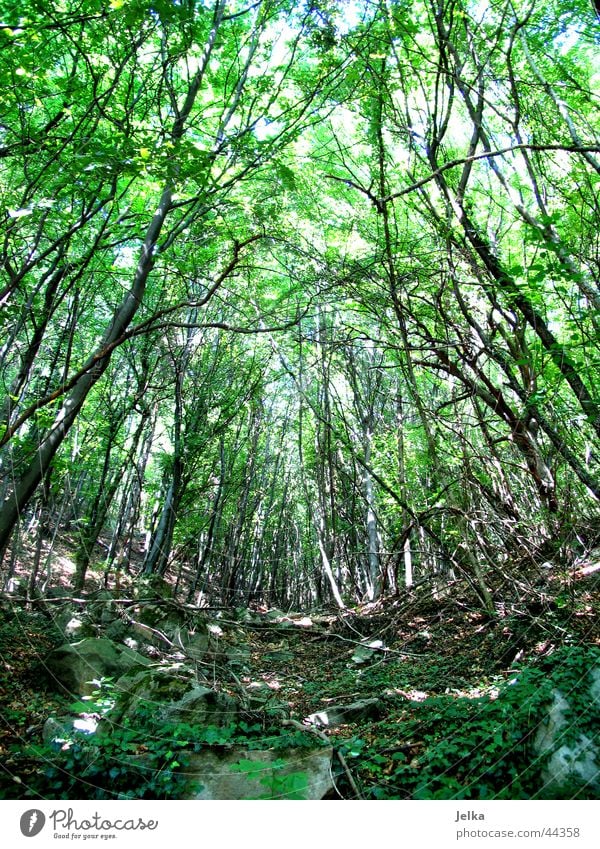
[
  {"x1": 181, "y1": 747, "x2": 334, "y2": 799},
  {"x1": 534, "y1": 665, "x2": 600, "y2": 796},
  {"x1": 101, "y1": 664, "x2": 238, "y2": 729},
  {"x1": 45, "y1": 637, "x2": 151, "y2": 696}
]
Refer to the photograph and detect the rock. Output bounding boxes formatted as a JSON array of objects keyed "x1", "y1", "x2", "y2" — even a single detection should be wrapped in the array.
[
  {"x1": 104, "y1": 665, "x2": 194, "y2": 725},
  {"x1": 591, "y1": 667, "x2": 600, "y2": 703},
  {"x1": 100, "y1": 608, "x2": 118, "y2": 626},
  {"x1": 161, "y1": 612, "x2": 189, "y2": 638},
  {"x1": 87, "y1": 591, "x2": 119, "y2": 621},
  {"x1": 52, "y1": 608, "x2": 94, "y2": 641},
  {"x1": 43, "y1": 715, "x2": 98, "y2": 744},
  {"x1": 534, "y1": 672, "x2": 600, "y2": 796},
  {"x1": 579, "y1": 562, "x2": 600, "y2": 584},
  {"x1": 182, "y1": 747, "x2": 334, "y2": 799},
  {"x1": 103, "y1": 666, "x2": 238, "y2": 729},
  {"x1": 174, "y1": 629, "x2": 209, "y2": 661},
  {"x1": 306, "y1": 697, "x2": 382, "y2": 728},
  {"x1": 42, "y1": 716, "x2": 70, "y2": 744},
  {"x1": 131, "y1": 620, "x2": 163, "y2": 646},
  {"x1": 162, "y1": 686, "x2": 238, "y2": 726},
  {"x1": 5, "y1": 577, "x2": 28, "y2": 595},
  {"x1": 351, "y1": 639, "x2": 385, "y2": 665},
  {"x1": 135, "y1": 604, "x2": 167, "y2": 629},
  {"x1": 45, "y1": 637, "x2": 151, "y2": 696},
  {"x1": 128, "y1": 612, "x2": 186, "y2": 648},
  {"x1": 64, "y1": 617, "x2": 94, "y2": 640}
]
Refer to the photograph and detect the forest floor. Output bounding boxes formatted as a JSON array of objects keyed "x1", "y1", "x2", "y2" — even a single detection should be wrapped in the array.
[{"x1": 0, "y1": 538, "x2": 599, "y2": 799}]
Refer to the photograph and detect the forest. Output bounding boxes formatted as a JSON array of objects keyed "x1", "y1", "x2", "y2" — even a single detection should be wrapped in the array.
[{"x1": 0, "y1": 0, "x2": 599, "y2": 802}]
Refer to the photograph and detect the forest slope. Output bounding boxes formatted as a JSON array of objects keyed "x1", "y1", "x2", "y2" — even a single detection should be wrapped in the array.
[{"x1": 0, "y1": 537, "x2": 598, "y2": 800}]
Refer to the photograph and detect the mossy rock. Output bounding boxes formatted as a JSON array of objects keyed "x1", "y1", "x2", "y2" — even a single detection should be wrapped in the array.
[
  {"x1": 102, "y1": 665, "x2": 238, "y2": 730},
  {"x1": 45, "y1": 637, "x2": 151, "y2": 696}
]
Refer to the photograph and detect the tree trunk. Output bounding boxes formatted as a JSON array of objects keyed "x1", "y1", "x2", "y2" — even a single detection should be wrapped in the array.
[{"x1": 0, "y1": 5, "x2": 226, "y2": 554}]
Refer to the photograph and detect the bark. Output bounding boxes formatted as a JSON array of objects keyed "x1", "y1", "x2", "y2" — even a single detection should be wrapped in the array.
[
  {"x1": 143, "y1": 351, "x2": 186, "y2": 577},
  {"x1": 187, "y1": 438, "x2": 226, "y2": 603}
]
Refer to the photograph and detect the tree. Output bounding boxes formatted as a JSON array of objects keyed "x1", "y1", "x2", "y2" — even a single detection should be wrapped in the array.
[
  {"x1": 1, "y1": 0, "x2": 598, "y2": 611},
  {"x1": 0, "y1": 0, "x2": 345, "y2": 557}
]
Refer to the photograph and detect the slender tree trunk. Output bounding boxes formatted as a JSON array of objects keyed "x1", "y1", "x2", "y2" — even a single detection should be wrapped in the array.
[
  {"x1": 187, "y1": 438, "x2": 226, "y2": 603},
  {"x1": 0, "y1": 4, "x2": 226, "y2": 554}
]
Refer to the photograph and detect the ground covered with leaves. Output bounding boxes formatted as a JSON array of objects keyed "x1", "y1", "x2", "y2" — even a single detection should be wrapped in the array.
[
  {"x1": 0, "y1": 547, "x2": 599, "y2": 800},
  {"x1": 239, "y1": 578, "x2": 599, "y2": 799}
]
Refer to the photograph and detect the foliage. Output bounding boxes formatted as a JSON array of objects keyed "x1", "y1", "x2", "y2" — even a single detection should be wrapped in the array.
[
  {"x1": 25, "y1": 729, "x2": 192, "y2": 800},
  {"x1": 339, "y1": 646, "x2": 600, "y2": 800},
  {"x1": 1, "y1": 0, "x2": 599, "y2": 658},
  {"x1": 229, "y1": 758, "x2": 309, "y2": 800},
  {"x1": 5, "y1": 681, "x2": 326, "y2": 799}
]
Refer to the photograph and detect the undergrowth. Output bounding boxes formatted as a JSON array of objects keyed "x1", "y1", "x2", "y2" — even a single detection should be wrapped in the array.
[
  {"x1": 335, "y1": 645, "x2": 600, "y2": 800},
  {"x1": 2, "y1": 684, "x2": 324, "y2": 800}
]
